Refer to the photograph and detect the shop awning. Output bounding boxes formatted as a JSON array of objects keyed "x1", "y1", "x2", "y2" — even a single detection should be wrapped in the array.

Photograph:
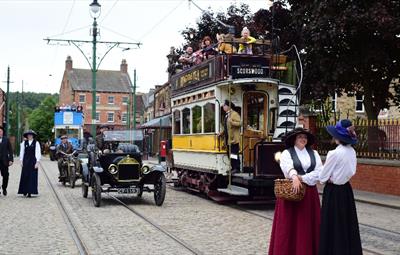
[{"x1": 141, "y1": 115, "x2": 171, "y2": 129}]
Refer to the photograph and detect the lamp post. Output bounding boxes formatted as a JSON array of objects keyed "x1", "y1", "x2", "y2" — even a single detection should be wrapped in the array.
[{"x1": 89, "y1": 0, "x2": 101, "y2": 138}]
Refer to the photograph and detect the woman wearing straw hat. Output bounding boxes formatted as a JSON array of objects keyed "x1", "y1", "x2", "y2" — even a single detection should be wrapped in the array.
[
  {"x1": 269, "y1": 128, "x2": 323, "y2": 255},
  {"x1": 318, "y1": 120, "x2": 362, "y2": 255},
  {"x1": 18, "y1": 130, "x2": 41, "y2": 197}
]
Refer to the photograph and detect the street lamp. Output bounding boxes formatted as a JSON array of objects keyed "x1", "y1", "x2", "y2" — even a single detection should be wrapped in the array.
[{"x1": 90, "y1": 0, "x2": 101, "y2": 137}]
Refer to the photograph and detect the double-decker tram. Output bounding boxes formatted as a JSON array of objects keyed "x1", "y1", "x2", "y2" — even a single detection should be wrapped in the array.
[{"x1": 169, "y1": 39, "x2": 299, "y2": 202}]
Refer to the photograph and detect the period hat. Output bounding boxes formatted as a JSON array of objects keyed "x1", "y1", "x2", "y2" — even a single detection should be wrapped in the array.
[
  {"x1": 326, "y1": 119, "x2": 358, "y2": 145},
  {"x1": 99, "y1": 124, "x2": 109, "y2": 129},
  {"x1": 60, "y1": 135, "x2": 68, "y2": 139},
  {"x1": 23, "y1": 130, "x2": 37, "y2": 138},
  {"x1": 283, "y1": 127, "x2": 315, "y2": 148},
  {"x1": 223, "y1": 99, "x2": 235, "y2": 109}
]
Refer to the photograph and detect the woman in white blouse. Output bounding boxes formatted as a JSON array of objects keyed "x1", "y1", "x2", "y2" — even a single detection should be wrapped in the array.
[
  {"x1": 269, "y1": 128, "x2": 323, "y2": 255},
  {"x1": 18, "y1": 130, "x2": 41, "y2": 197},
  {"x1": 318, "y1": 120, "x2": 362, "y2": 255}
]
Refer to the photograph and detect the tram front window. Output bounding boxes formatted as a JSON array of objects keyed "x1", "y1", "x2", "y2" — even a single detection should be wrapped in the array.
[
  {"x1": 246, "y1": 94, "x2": 265, "y2": 132},
  {"x1": 204, "y1": 102, "x2": 215, "y2": 133}
]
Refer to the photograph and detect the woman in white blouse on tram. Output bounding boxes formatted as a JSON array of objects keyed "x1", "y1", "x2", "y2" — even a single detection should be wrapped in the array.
[
  {"x1": 318, "y1": 120, "x2": 362, "y2": 255},
  {"x1": 269, "y1": 128, "x2": 323, "y2": 255}
]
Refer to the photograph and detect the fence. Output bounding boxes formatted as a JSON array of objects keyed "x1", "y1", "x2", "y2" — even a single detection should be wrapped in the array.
[{"x1": 316, "y1": 119, "x2": 400, "y2": 160}]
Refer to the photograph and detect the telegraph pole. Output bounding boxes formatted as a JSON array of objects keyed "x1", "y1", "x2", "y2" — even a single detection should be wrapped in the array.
[
  {"x1": 132, "y1": 69, "x2": 137, "y2": 130},
  {"x1": 2, "y1": 66, "x2": 13, "y2": 136},
  {"x1": 44, "y1": 0, "x2": 141, "y2": 138}
]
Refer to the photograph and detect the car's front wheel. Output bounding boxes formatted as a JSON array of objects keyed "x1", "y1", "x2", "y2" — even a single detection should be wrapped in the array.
[
  {"x1": 154, "y1": 173, "x2": 166, "y2": 206},
  {"x1": 91, "y1": 173, "x2": 102, "y2": 207}
]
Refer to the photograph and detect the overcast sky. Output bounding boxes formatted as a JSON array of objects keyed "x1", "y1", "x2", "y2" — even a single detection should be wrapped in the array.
[{"x1": 0, "y1": 0, "x2": 270, "y2": 94}]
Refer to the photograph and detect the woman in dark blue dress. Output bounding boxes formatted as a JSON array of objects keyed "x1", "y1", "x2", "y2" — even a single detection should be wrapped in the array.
[{"x1": 18, "y1": 130, "x2": 41, "y2": 197}]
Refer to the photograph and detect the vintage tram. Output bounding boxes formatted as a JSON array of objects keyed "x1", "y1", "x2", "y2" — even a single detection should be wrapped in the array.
[{"x1": 168, "y1": 39, "x2": 299, "y2": 201}]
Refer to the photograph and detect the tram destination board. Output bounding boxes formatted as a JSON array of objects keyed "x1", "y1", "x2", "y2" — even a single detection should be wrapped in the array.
[{"x1": 230, "y1": 56, "x2": 270, "y2": 79}]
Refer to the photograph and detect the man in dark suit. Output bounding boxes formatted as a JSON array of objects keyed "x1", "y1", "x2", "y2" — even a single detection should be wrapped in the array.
[
  {"x1": 57, "y1": 135, "x2": 73, "y2": 180},
  {"x1": 0, "y1": 126, "x2": 14, "y2": 195}
]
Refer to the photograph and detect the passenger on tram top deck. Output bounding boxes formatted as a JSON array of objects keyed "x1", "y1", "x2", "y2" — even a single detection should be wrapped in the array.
[
  {"x1": 238, "y1": 27, "x2": 256, "y2": 55},
  {"x1": 201, "y1": 36, "x2": 218, "y2": 60},
  {"x1": 178, "y1": 46, "x2": 195, "y2": 70},
  {"x1": 216, "y1": 33, "x2": 237, "y2": 54}
]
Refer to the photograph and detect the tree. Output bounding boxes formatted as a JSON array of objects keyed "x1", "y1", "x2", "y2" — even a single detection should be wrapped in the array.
[
  {"x1": 28, "y1": 96, "x2": 57, "y2": 142},
  {"x1": 286, "y1": 0, "x2": 400, "y2": 119}
]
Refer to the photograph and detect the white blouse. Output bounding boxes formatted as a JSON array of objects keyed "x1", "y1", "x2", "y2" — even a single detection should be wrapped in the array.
[
  {"x1": 19, "y1": 140, "x2": 42, "y2": 163},
  {"x1": 319, "y1": 144, "x2": 357, "y2": 185},
  {"x1": 279, "y1": 146, "x2": 323, "y2": 186}
]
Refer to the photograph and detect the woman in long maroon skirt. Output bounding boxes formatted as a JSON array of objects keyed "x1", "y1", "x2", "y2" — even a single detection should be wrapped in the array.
[
  {"x1": 269, "y1": 128, "x2": 322, "y2": 255},
  {"x1": 318, "y1": 120, "x2": 362, "y2": 255}
]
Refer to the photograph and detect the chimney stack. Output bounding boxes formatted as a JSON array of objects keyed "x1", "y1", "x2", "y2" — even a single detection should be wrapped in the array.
[
  {"x1": 120, "y1": 59, "x2": 128, "y2": 73},
  {"x1": 65, "y1": 56, "x2": 73, "y2": 70}
]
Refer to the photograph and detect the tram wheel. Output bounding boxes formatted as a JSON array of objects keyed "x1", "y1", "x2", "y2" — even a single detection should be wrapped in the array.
[{"x1": 91, "y1": 173, "x2": 102, "y2": 207}]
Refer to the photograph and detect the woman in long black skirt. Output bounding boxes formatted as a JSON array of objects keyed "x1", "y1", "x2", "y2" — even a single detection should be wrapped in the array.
[
  {"x1": 18, "y1": 130, "x2": 41, "y2": 197},
  {"x1": 319, "y1": 119, "x2": 362, "y2": 255}
]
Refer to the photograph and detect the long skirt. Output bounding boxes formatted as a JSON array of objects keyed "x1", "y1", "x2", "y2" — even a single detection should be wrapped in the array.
[
  {"x1": 269, "y1": 186, "x2": 321, "y2": 255},
  {"x1": 319, "y1": 182, "x2": 362, "y2": 255},
  {"x1": 17, "y1": 164, "x2": 38, "y2": 195}
]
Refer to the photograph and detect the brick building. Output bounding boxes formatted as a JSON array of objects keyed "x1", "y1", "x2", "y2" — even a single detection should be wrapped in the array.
[{"x1": 59, "y1": 56, "x2": 143, "y2": 132}]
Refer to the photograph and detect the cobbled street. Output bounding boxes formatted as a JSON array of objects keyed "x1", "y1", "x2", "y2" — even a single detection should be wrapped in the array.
[{"x1": 0, "y1": 158, "x2": 399, "y2": 255}]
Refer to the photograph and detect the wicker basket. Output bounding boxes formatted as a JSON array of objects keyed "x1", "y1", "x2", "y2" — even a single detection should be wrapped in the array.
[{"x1": 274, "y1": 179, "x2": 306, "y2": 202}]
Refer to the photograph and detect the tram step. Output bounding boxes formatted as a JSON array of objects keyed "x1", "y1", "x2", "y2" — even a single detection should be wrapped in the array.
[{"x1": 218, "y1": 185, "x2": 249, "y2": 196}]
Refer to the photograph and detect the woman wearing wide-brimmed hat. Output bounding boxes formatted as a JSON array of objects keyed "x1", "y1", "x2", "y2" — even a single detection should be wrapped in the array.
[
  {"x1": 269, "y1": 128, "x2": 323, "y2": 255},
  {"x1": 18, "y1": 130, "x2": 41, "y2": 197},
  {"x1": 318, "y1": 120, "x2": 362, "y2": 255}
]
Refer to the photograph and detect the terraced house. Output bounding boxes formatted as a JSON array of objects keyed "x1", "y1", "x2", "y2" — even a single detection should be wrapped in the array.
[{"x1": 59, "y1": 56, "x2": 143, "y2": 131}]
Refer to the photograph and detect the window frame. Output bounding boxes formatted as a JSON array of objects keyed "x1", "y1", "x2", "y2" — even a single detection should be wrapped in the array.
[
  {"x1": 355, "y1": 94, "x2": 365, "y2": 113},
  {"x1": 107, "y1": 112, "x2": 115, "y2": 123},
  {"x1": 108, "y1": 96, "x2": 115, "y2": 105},
  {"x1": 79, "y1": 94, "x2": 86, "y2": 103}
]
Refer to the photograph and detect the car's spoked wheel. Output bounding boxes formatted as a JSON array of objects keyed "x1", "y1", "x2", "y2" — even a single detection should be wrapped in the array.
[
  {"x1": 154, "y1": 173, "x2": 166, "y2": 206},
  {"x1": 69, "y1": 165, "x2": 76, "y2": 189},
  {"x1": 137, "y1": 184, "x2": 143, "y2": 198},
  {"x1": 91, "y1": 173, "x2": 102, "y2": 207}
]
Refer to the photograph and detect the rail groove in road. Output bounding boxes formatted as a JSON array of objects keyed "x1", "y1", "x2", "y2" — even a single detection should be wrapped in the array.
[
  {"x1": 40, "y1": 162, "x2": 89, "y2": 255},
  {"x1": 107, "y1": 194, "x2": 203, "y2": 255}
]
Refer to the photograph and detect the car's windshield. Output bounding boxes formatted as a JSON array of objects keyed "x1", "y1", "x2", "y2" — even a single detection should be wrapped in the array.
[{"x1": 103, "y1": 130, "x2": 143, "y2": 142}]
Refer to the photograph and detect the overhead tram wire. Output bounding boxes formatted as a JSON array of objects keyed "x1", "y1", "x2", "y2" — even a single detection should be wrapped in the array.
[
  {"x1": 99, "y1": 0, "x2": 120, "y2": 25},
  {"x1": 138, "y1": 0, "x2": 186, "y2": 40}
]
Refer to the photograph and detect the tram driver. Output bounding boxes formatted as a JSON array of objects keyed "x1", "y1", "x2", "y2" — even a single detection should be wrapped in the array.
[{"x1": 219, "y1": 100, "x2": 241, "y2": 174}]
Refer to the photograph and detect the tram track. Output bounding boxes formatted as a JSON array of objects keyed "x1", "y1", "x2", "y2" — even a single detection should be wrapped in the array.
[
  {"x1": 40, "y1": 162, "x2": 89, "y2": 255},
  {"x1": 228, "y1": 204, "x2": 400, "y2": 255},
  {"x1": 106, "y1": 193, "x2": 203, "y2": 255}
]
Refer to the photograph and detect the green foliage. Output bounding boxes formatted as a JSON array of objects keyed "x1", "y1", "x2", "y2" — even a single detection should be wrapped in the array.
[
  {"x1": 28, "y1": 96, "x2": 57, "y2": 142},
  {"x1": 180, "y1": 2, "x2": 297, "y2": 51},
  {"x1": 285, "y1": 0, "x2": 400, "y2": 119}
]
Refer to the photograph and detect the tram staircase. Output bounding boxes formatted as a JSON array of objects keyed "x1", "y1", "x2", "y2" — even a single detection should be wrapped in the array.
[
  {"x1": 217, "y1": 83, "x2": 299, "y2": 198},
  {"x1": 273, "y1": 83, "x2": 299, "y2": 141}
]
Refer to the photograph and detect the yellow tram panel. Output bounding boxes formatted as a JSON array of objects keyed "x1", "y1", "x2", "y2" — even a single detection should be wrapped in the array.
[{"x1": 172, "y1": 134, "x2": 223, "y2": 152}]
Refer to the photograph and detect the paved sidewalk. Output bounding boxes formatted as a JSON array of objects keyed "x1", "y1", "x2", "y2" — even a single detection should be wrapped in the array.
[
  {"x1": 143, "y1": 157, "x2": 400, "y2": 209},
  {"x1": 0, "y1": 161, "x2": 78, "y2": 254}
]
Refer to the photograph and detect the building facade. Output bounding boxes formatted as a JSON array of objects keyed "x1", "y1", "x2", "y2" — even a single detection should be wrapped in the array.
[{"x1": 59, "y1": 56, "x2": 143, "y2": 132}]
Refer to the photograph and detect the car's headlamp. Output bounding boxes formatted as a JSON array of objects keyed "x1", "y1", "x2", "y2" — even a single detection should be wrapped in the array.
[
  {"x1": 108, "y1": 164, "x2": 118, "y2": 175},
  {"x1": 141, "y1": 165, "x2": 150, "y2": 174}
]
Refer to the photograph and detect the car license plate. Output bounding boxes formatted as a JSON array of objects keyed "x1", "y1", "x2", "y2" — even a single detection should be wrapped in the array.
[{"x1": 117, "y1": 187, "x2": 137, "y2": 194}]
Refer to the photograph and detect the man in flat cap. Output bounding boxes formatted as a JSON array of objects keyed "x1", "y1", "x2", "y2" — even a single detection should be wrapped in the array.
[
  {"x1": 56, "y1": 135, "x2": 72, "y2": 181},
  {"x1": 0, "y1": 126, "x2": 13, "y2": 195},
  {"x1": 96, "y1": 125, "x2": 110, "y2": 152},
  {"x1": 219, "y1": 100, "x2": 241, "y2": 174}
]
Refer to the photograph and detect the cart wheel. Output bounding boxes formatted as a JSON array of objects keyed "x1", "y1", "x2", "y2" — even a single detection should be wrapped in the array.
[
  {"x1": 82, "y1": 182, "x2": 88, "y2": 198},
  {"x1": 69, "y1": 166, "x2": 76, "y2": 189},
  {"x1": 154, "y1": 173, "x2": 166, "y2": 206},
  {"x1": 91, "y1": 173, "x2": 102, "y2": 207}
]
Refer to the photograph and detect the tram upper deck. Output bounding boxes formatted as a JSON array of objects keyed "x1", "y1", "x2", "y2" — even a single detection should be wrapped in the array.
[{"x1": 170, "y1": 39, "x2": 293, "y2": 97}]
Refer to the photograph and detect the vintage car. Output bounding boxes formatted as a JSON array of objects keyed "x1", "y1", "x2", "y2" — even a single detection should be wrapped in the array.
[{"x1": 81, "y1": 130, "x2": 166, "y2": 207}]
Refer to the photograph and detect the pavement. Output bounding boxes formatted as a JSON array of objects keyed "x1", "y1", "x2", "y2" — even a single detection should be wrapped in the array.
[{"x1": 143, "y1": 157, "x2": 400, "y2": 210}]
